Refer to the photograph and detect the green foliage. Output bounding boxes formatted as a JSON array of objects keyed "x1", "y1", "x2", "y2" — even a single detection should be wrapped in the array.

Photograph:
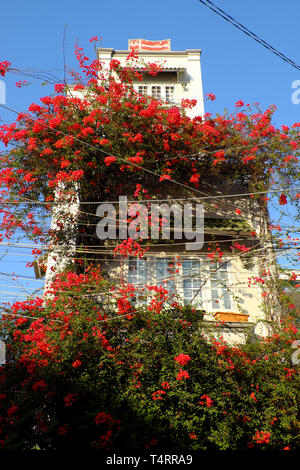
[{"x1": 0, "y1": 269, "x2": 299, "y2": 451}]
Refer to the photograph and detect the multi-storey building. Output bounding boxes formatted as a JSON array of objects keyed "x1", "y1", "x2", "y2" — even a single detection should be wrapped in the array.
[
  {"x1": 36, "y1": 39, "x2": 279, "y2": 343},
  {"x1": 99, "y1": 39, "x2": 204, "y2": 119}
]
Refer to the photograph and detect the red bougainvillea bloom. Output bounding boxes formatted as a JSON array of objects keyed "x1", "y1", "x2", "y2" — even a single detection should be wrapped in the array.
[
  {"x1": 199, "y1": 394, "x2": 214, "y2": 407},
  {"x1": 104, "y1": 156, "x2": 116, "y2": 166},
  {"x1": 174, "y1": 353, "x2": 191, "y2": 366},
  {"x1": 0, "y1": 61, "x2": 11, "y2": 76},
  {"x1": 64, "y1": 393, "x2": 77, "y2": 407},
  {"x1": 95, "y1": 411, "x2": 120, "y2": 428},
  {"x1": 253, "y1": 430, "x2": 270, "y2": 444},
  {"x1": 176, "y1": 369, "x2": 190, "y2": 381},
  {"x1": 32, "y1": 380, "x2": 47, "y2": 392},
  {"x1": 72, "y1": 360, "x2": 82, "y2": 368},
  {"x1": 190, "y1": 173, "x2": 200, "y2": 184},
  {"x1": 159, "y1": 174, "x2": 172, "y2": 182},
  {"x1": 205, "y1": 93, "x2": 216, "y2": 101},
  {"x1": 54, "y1": 84, "x2": 65, "y2": 93},
  {"x1": 7, "y1": 404, "x2": 18, "y2": 417},
  {"x1": 213, "y1": 150, "x2": 226, "y2": 166},
  {"x1": 235, "y1": 100, "x2": 244, "y2": 107},
  {"x1": 279, "y1": 193, "x2": 287, "y2": 205},
  {"x1": 161, "y1": 381, "x2": 170, "y2": 389},
  {"x1": 152, "y1": 390, "x2": 166, "y2": 401},
  {"x1": 235, "y1": 208, "x2": 241, "y2": 215}
]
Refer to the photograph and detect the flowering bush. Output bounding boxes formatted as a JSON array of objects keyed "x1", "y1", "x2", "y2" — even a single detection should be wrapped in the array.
[
  {"x1": 0, "y1": 267, "x2": 298, "y2": 451},
  {"x1": 0, "y1": 44, "x2": 299, "y2": 251},
  {"x1": 0, "y1": 43, "x2": 299, "y2": 451}
]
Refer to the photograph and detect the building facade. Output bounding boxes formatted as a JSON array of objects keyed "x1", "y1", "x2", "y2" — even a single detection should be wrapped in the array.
[
  {"x1": 98, "y1": 39, "x2": 205, "y2": 119},
  {"x1": 37, "y1": 39, "x2": 278, "y2": 343}
]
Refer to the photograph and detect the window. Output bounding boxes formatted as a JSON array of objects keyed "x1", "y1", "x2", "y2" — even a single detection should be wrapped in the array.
[
  {"x1": 210, "y1": 262, "x2": 232, "y2": 310},
  {"x1": 182, "y1": 258, "x2": 204, "y2": 308},
  {"x1": 128, "y1": 257, "x2": 148, "y2": 285},
  {"x1": 165, "y1": 86, "x2": 175, "y2": 103},
  {"x1": 156, "y1": 257, "x2": 176, "y2": 295},
  {"x1": 138, "y1": 85, "x2": 148, "y2": 96},
  {"x1": 151, "y1": 86, "x2": 161, "y2": 100},
  {"x1": 135, "y1": 85, "x2": 175, "y2": 103},
  {"x1": 125, "y1": 256, "x2": 233, "y2": 311}
]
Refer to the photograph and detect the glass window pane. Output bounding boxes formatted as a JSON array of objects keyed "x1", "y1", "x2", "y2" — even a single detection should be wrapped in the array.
[
  {"x1": 138, "y1": 86, "x2": 148, "y2": 95},
  {"x1": 210, "y1": 262, "x2": 231, "y2": 310},
  {"x1": 151, "y1": 86, "x2": 161, "y2": 99},
  {"x1": 156, "y1": 258, "x2": 175, "y2": 295},
  {"x1": 128, "y1": 257, "x2": 148, "y2": 285},
  {"x1": 165, "y1": 86, "x2": 175, "y2": 103},
  {"x1": 182, "y1": 259, "x2": 203, "y2": 307}
]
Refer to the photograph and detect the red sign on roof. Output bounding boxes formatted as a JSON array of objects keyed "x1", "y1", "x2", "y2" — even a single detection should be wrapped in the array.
[{"x1": 128, "y1": 39, "x2": 171, "y2": 51}]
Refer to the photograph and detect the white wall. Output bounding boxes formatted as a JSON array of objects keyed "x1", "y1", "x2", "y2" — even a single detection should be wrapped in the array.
[{"x1": 98, "y1": 48, "x2": 205, "y2": 118}]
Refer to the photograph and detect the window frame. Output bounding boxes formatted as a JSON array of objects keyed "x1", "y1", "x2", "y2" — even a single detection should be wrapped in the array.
[
  {"x1": 135, "y1": 84, "x2": 176, "y2": 104},
  {"x1": 124, "y1": 255, "x2": 235, "y2": 312}
]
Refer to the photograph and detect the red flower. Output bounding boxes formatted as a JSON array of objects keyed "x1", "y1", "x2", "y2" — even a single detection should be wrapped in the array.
[
  {"x1": 176, "y1": 369, "x2": 190, "y2": 381},
  {"x1": 235, "y1": 100, "x2": 244, "y2": 107},
  {"x1": 152, "y1": 390, "x2": 166, "y2": 400},
  {"x1": 72, "y1": 360, "x2": 82, "y2": 368},
  {"x1": 73, "y1": 84, "x2": 85, "y2": 91},
  {"x1": 205, "y1": 93, "x2": 216, "y2": 101},
  {"x1": 181, "y1": 98, "x2": 197, "y2": 108},
  {"x1": 104, "y1": 156, "x2": 116, "y2": 166},
  {"x1": 0, "y1": 61, "x2": 11, "y2": 76},
  {"x1": 54, "y1": 84, "x2": 65, "y2": 93},
  {"x1": 235, "y1": 208, "x2": 241, "y2": 215},
  {"x1": 174, "y1": 353, "x2": 191, "y2": 366},
  {"x1": 161, "y1": 381, "x2": 170, "y2": 389},
  {"x1": 95, "y1": 412, "x2": 109, "y2": 425},
  {"x1": 190, "y1": 173, "x2": 200, "y2": 184},
  {"x1": 283, "y1": 154, "x2": 297, "y2": 163},
  {"x1": 97, "y1": 138, "x2": 111, "y2": 146},
  {"x1": 199, "y1": 394, "x2": 214, "y2": 407},
  {"x1": 89, "y1": 36, "x2": 98, "y2": 42},
  {"x1": 253, "y1": 430, "x2": 270, "y2": 444},
  {"x1": 95, "y1": 411, "x2": 119, "y2": 427},
  {"x1": 64, "y1": 393, "x2": 77, "y2": 407},
  {"x1": 279, "y1": 193, "x2": 287, "y2": 205},
  {"x1": 7, "y1": 404, "x2": 18, "y2": 416},
  {"x1": 159, "y1": 174, "x2": 172, "y2": 182},
  {"x1": 213, "y1": 151, "x2": 225, "y2": 166},
  {"x1": 32, "y1": 380, "x2": 47, "y2": 392}
]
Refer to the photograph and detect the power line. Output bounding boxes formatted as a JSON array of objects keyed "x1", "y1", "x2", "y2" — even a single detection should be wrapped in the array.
[
  {"x1": 2, "y1": 186, "x2": 299, "y2": 206},
  {"x1": 0, "y1": 231, "x2": 299, "y2": 249},
  {"x1": 0, "y1": 310, "x2": 62, "y2": 323},
  {"x1": 197, "y1": 0, "x2": 300, "y2": 72}
]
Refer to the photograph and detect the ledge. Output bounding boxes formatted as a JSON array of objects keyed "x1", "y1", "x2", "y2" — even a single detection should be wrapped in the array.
[{"x1": 204, "y1": 320, "x2": 255, "y2": 329}]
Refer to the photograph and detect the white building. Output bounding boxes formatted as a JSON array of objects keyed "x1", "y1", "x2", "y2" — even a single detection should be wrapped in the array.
[
  {"x1": 98, "y1": 39, "x2": 204, "y2": 118},
  {"x1": 37, "y1": 39, "x2": 279, "y2": 343}
]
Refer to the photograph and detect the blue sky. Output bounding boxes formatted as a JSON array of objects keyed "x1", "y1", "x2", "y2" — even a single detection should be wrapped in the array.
[{"x1": 0, "y1": 0, "x2": 299, "y2": 299}]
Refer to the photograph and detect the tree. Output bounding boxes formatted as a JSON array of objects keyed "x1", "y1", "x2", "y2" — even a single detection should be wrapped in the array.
[
  {"x1": 0, "y1": 266, "x2": 299, "y2": 450},
  {"x1": 0, "y1": 43, "x2": 299, "y2": 451}
]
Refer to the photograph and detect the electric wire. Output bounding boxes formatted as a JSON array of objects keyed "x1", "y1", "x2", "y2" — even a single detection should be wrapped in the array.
[{"x1": 197, "y1": 0, "x2": 300, "y2": 72}]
